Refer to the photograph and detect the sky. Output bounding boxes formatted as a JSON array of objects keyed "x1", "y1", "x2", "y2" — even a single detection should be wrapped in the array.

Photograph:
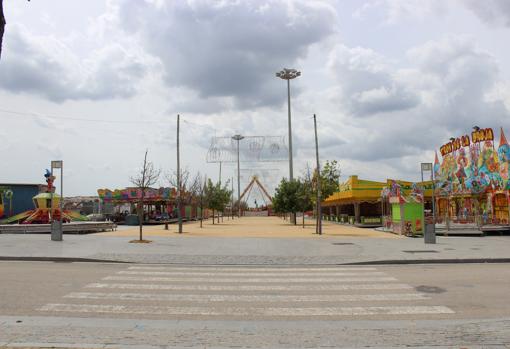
[{"x1": 1, "y1": 0, "x2": 510, "y2": 203}]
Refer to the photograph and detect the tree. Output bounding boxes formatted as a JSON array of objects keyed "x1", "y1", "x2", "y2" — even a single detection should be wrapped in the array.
[
  {"x1": 205, "y1": 179, "x2": 231, "y2": 224},
  {"x1": 0, "y1": 0, "x2": 5, "y2": 59},
  {"x1": 130, "y1": 149, "x2": 160, "y2": 242},
  {"x1": 298, "y1": 173, "x2": 314, "y2": 228},
  {"x1": 318, "y1": 160, "x2": 341, "y2": 201},
  {"x1": 232, "y1": 200, "x2": 248, "y2": 216},
  {"x1": 272, "y1": 178, "x2": 303, "y2": 225},
  {"x1": 198, "y1": 175, "x2": 208, "y2": 228},
  {"x1": 167, "y1": 168, "x2": 201, "y2": 233},
  {"x1": 305, "y1": 160, "x2": 341, "y2": 206}
]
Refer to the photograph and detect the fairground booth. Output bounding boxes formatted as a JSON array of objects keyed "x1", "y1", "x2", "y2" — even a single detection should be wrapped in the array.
[
  {"x1": 380, "y1": 180, "x2": 433, "y2": 236},
  {"x1": 322, "y1": 176, "x2": 386, "y2": 227},
  {"x1": 322, "y1": 175, "x2": 432, "y2": 230},
  {"x1": 97, "y1": 187, "x2": 207, "y2": 225},
  {"x1": 434, "y1": 126, "x2": 510, "y2": 231}
]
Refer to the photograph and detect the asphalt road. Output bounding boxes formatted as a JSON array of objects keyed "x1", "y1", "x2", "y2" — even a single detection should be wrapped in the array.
[{"x1": 1, "y1": 261, "x2": 509, "y2": 348}]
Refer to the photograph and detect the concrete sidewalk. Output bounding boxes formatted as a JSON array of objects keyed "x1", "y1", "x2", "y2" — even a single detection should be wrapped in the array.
[{"x1": 1, "y1": 230, "x2": 509, "y2": 265}]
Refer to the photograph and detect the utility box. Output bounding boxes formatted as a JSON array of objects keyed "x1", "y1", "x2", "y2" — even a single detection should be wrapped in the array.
[{"x1": 424, "y1": 223, "x2": 436, "y2": 244}]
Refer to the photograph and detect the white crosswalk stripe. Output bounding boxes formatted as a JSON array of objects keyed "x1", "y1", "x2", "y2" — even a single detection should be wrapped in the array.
[
  {"x1": 117, "y1": 270, "x2": 387, "y2": 277},
  {"x1": 103, "y1": 275, "x2": 398, "y2": 283},
  {"x1": 127, "y1": 266, "x2": 379, "y2": 272},
  {"x1": 37, "y1": 265, "x2": 455, "y2": 319},
  {"x1": 64, "y1": 292, "x2": 430, "y2": 302},
  {"x1": 38, "y1": 304, "x2": 454, "y2": 316},
  {"x1": 85, "y1": 282, "x2": 415, "y2": 291}
]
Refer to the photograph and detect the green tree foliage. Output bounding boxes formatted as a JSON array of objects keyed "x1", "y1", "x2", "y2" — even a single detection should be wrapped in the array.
[
  {"x1": 272, "y1": 178, "x2": 304, "y2": 224},
  {"x1": 319, "y1": 160, "x2": 341, "y2": 200},
  {"x1": 205, "y1": 179, "x2": 232, "y2": 223}
]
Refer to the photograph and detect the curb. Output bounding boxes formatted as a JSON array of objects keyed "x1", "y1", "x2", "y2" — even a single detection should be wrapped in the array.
[
  {"x1": 2, "y1": 256, "x2": 510, "y2": 265},
  {"x1": 0, "y1": 256, "x2": 130, "y2": 263},
  {"x1": 344, "y1": 258, "x2": 510, "y2": 265}
]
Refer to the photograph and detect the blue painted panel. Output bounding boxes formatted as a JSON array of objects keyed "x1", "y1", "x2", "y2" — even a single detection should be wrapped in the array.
[{"x1": 0, "y1": 185, "x2": 41, "y2": 218}]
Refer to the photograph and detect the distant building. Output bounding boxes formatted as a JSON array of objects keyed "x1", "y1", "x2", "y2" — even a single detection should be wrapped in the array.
[{"x1": 0, "y1": 183, "x2": 46, "y2": 219}]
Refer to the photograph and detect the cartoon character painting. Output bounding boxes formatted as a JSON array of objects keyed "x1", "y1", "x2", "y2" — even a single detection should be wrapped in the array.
[
  {"x1": 455, "y1": 148, "x2": 469, "y2": 191},
  {"x1": 498, "y1": 127, "x2": 510, "y2": 189}
]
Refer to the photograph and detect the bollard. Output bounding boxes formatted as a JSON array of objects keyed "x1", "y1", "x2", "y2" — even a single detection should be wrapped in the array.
[
  {"x1": 164, "y1": 222, "x2": 168, "y2": 230},
  {"x1": 424, "y1": 223, "x2": 436, "y2": 244}
]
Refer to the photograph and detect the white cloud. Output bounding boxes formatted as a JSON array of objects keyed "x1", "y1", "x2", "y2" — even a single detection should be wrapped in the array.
[
  {"x1": 0, "y1": 25, "x2": 149, "y2": 102},
  {"x1": 354, "y1": 0, "x2": 448, "y2": 24},
  {"x1": 327, "y1": 44, "x2": 419, "y2": 116}
]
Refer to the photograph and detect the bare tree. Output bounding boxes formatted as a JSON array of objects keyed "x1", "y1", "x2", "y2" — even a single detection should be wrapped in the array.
[
  {"x1": 130, "y1": 149, "x2": 160, "y2": 241},
  {"x1": 167, "y1": 168, "x2": 201, "y2": 233},
  {"x1": 0, "y1": 0, "x2": 6, "y2": 59},
  {"x1": 198, "y1": 175, "x2": 208, "y2": 228}
]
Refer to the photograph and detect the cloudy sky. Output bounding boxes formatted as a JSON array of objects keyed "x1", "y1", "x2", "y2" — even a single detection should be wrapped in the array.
[{"x1": 1, "y1": 0, "x2": 510, "y2": 200}]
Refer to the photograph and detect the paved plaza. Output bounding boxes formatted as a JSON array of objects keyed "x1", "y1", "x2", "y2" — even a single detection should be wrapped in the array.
[
  {"x1": 104, "y1": 216, "x2": 398, "y2": 238},
  {"x1": 0, "y1": 216, "x2": 510, "y2": 265}
]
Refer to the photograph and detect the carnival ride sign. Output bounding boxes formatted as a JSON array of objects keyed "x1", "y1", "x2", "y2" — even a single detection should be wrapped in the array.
[
  {"x1": 440, "y1": 128, "x2": 494, "y2": 156},
  {"x1": 435, "y1": 127, "x2": 508, "y2": 196}
]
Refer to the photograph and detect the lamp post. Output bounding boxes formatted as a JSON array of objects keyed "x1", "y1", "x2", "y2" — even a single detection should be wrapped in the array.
[
  {"x1": 276, "y1": 68, "x2": 301, "y2": 182},
  {"x1": 421, "y1": 162, "x2": 436, "y2": 244},
  {"x1": 277, "y1": 68, "x2": 300, "y2": 224},
  {"x1": 232, "y1": 134, "x2": 244, "y2": 218},
  {"x1": 50, "y1": 160, "x2": 63, "y2": 241}
]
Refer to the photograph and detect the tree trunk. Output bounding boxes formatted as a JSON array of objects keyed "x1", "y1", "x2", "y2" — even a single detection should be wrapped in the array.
[
  {"x1": 302, "y1": 211, "x2": 305, "y2": 228},
  {"x1": 0, "y1": 0, "x2": 5, "y2": 60},
  {"x1": 138, "y1": 202, "x2": 143, "y2": 241},
  {"x1": 212, "y1": 209, "x2": 215, "y2": 224},
  {"x1": 200, "y1": 205, "x2": 203, "y2": 228}
]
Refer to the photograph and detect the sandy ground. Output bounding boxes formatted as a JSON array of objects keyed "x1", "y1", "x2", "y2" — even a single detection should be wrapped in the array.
[{"x1": 102, "y1": 216, "x2": 399, "y2": 238}]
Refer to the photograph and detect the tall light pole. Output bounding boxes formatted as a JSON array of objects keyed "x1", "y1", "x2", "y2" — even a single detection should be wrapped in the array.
[
  {"x1": 177, "y1": 114, "x2": 182, "y2": 234},
  {"x1": 232, "y1": 134, "x2": 244, "y2": 218},
  {"x1": 313, "y1": 115, "x2": 322, "y2": 235},
  {"x1": 277, "y1": 68, "x2": 300, "y2": 224},
  {"x1": 276, "y1": 68, "x2": 301, "y2": 182}
]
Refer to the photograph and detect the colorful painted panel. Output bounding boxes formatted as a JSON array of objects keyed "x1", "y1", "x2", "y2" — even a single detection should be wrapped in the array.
[
  {"x1": 98, "y1": 187, "x2": 176, "y2": 202},
  {"x1": 435, "y1": 127, "x2": 510, "y2": 196}
]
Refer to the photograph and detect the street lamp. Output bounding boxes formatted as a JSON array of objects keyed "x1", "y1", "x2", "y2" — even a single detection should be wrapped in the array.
[
  {"x1": 50, "y1": 160, "x2": 63, "y2": 241},
  {"x1": 276, "y1": 68, "x2": 301, "y2": 182},
  {"x1": 232, "y1": 134, "x2": 244, "y2": 218}
]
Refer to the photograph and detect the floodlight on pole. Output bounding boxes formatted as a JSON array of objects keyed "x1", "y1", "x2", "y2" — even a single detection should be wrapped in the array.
[
  {"x1": 275, "y1": 68, "x2": 301, "y2": 182},
  {"x1": 232, "y1": 134, "x2": 244, "y2": 218}
]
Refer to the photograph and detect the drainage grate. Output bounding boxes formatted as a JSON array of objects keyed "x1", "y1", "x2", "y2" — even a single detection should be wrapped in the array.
[
  {"x1": 402, "y1": 250, "x2": 438, "y2": 253},
  {"x1": 331, "y1": 242, "x2": 354, "y2": 246}
]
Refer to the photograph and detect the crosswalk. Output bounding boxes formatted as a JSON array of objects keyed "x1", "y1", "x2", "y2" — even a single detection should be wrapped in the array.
[{"x1": 37, "y1": 265, "x2": 455, "y2": 319}]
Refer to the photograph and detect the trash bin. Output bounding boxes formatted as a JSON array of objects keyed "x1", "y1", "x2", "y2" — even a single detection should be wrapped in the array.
[{"x1": 424, "y1": 223, "x2": 436, "y2": 244}]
